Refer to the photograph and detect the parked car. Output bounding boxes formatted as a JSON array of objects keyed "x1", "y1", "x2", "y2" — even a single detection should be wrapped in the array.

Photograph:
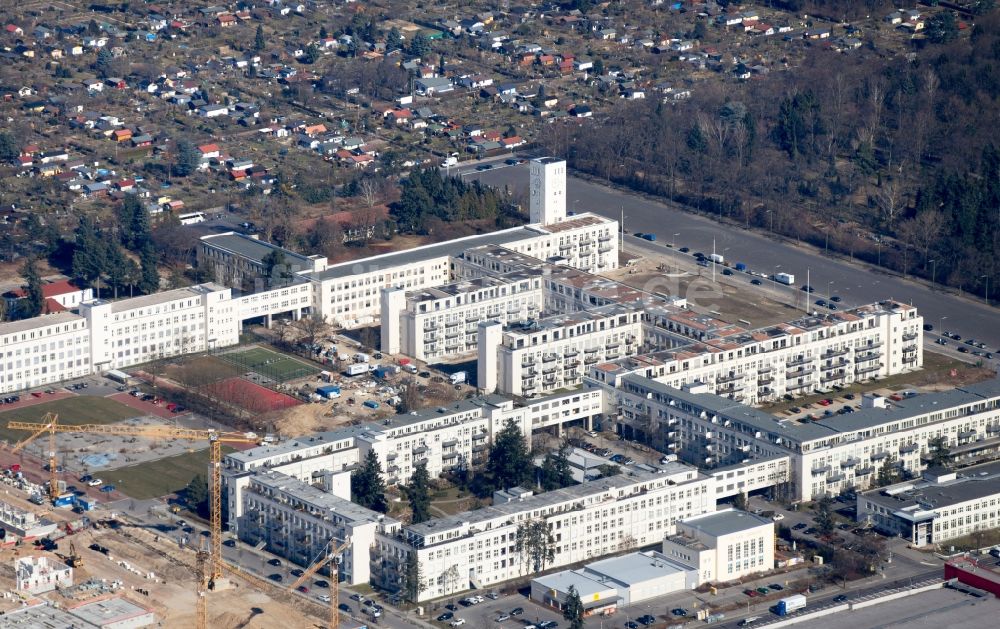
[
  {"x1": 638, "y1": 615, "x2": 655, "y2": 625},
  {"x1": 671, "y1": 608, "x2": 688, "y2": 617},
  {"x1": 438, "y1": 613, "x2": 454, "y2": 622},
  {"x1": 833, "y1": 594, "x2": 849, "y2": 603},
  {"x1": 450, "y1": 619, "x2": 466, "y2": 627},
  {"x1": 767, "y1": 584, "x2": 784, "y2": 591}
]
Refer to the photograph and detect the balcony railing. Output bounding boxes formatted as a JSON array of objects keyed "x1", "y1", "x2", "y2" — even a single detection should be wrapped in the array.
[
  {"x1": 718, "y1": 372, "x2": 744, "y2": 384},
  {"x1": 902, "y1": 332, "x2": 918, "y2": 341},
  {"x1": 856, "y1": 364, "x2": 882, "y2": 376},
  {"x1": 822, "y1": 347, "x2": 850, "y2": 358},
  {"x1": 786, "y1": 367, "x2": 815, "y2": 379},
  {"x1": 786, "y1": 356, "x2": 811, "y2": 368}
]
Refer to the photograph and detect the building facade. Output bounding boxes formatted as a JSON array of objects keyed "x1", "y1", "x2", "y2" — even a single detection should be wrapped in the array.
[
  {"x1": 0, "y1": 313, "x2": 91, "y2": 394},
  {"x1": 662, "y1": 509, "x2": 775, "y2": 583}
]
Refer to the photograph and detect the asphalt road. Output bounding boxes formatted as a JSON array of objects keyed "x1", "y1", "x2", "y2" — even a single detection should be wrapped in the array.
[{"x1": 457, "y1": 162, "x2": 1000, "y2": 352}]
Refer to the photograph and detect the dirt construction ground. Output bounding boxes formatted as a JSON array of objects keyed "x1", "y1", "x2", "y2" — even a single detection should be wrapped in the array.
[{"x1": 0, "y1": 519, "x2": 323, "y2": 628}]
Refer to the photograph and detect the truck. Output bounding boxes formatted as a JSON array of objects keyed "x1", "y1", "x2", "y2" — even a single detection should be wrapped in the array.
[
  {"x1": 449, "y1": 371, "x2": 467, "y2": 385},
  {"x1": 734, "y1": 262, "x2": 747, "y2": 272},
  {"x1": 640, "y1": 233, "x2": 657, "y2": 241},
  {"x1": 774, "y1": 272, "x2": 795, "y2": 285},
  {"x1": 353, "y1": 353, "x2": 370, "y2": 363},
  {"x1": 105, "y1": 369, "x2": 135, "y2": 385},
  {"x1": 709, "y1": 253, "x2": 724, "y2": 264},
  {"x1": 775, "y1": 594, "x2": 806, "y2": 616},
  {"x1": 345, "y1": 363, "x2": 369, "y2": 377}
]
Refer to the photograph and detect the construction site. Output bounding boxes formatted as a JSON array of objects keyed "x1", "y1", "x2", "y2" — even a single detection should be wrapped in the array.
[{"x1": 0, "y1": 410, "x2": 352, "y2": 629}]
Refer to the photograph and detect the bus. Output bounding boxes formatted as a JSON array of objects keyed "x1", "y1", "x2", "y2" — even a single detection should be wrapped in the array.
[{"x1": 178, "y1": 211, "x2": 207, "y2": 225}]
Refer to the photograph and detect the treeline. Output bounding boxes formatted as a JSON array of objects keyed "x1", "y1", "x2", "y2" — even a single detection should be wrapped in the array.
[
  {"x1": 541, "y1": 11, "x2": 1000, "y2": 300},
  {"x1": 391, "y1": 166, "x2": 524, "y2": 234}
]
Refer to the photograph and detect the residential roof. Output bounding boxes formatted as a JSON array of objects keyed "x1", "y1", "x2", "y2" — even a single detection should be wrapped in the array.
[
  {"x1": 862, "y1": 460, "x2": 1000, "y2": 516},
  {"x1": 201, "y1": 231, "x2": 315, "y2": 268},
  {"x1": 104, "y1": 283, "x2": 227, "y2": 314},
  {"x1": 303, "y1": 226, "x2": 539, "y2": 282},
  {"x1": 0, "y1": 311, "x2": 84, "y2": 336},
  {"x1": 582, "y1": 550, "x2": 693, "y2": 586}
]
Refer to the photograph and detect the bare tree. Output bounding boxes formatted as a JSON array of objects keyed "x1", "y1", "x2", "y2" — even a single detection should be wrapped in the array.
[
  {"x1": 290, "y1": 313, "x2": 330, "y2": 352},
  {"x1": 874, "y1": 176, "x2": 904, "y2": 229}
]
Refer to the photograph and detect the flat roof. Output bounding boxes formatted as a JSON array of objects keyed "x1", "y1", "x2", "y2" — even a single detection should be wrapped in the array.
[
  {"x1": 534, "y1": 570, "x2": 613, "y2": 598},
  {"x1": 862, "y1": 460, "x2": 1000, "y2": 514},
  {"x1": 304, "y1": 226, "x2": 539, "y2": 282},
  {"x1": 202, "y1": 232, "x2": 315, "y2": 267},
  {"x1": 679, "y1": 508, "x2": 774, "y2": 537},
  {"x1": 67, "y1": 596, "x2": 154, "y2": 626},
  {"x1": 0, "y1": 311, "x2": 84, "y2": 336},
  {"x1": 251, "y1": 469, "x2": 388, "y2": 525},
  {"x1": 102, "y1": 283, "x2": 227, "y2": 314},
  {"x1": 378, "y1": 395, "x2": 511, "y2": 430},
  {"x1": 226, "y1": 426, "x2": 370, "y2": 465},
  {"x1": 583, "y1": 550, "x2": 691, "y2": 586}
]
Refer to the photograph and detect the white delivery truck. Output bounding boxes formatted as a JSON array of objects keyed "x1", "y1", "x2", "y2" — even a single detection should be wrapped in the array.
[
  {"x1": 346, "y1": 363, "x2": 369, "y2": 377},
  {"x1": 774, "y1": 272, "x2": 795, "y2": 285},
  {"x1": 449, "y1": 371, "x2": 467, "y2": 385},
  {"x1": 709, "y1": 253, "x2": 724, "y2": 264}
]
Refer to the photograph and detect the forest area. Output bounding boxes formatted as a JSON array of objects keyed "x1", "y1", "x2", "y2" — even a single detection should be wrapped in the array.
[{"x1": 541, "y1": 10, "x2": 1000, "y2": 300}]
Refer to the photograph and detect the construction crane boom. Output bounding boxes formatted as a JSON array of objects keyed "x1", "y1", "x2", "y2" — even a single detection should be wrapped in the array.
[
  {"x1": 288, "y1": 538, "x2": 351, "y2": 629},
  {"x1": 7, "y1": 419, "x2": 262, "y2": 584}
]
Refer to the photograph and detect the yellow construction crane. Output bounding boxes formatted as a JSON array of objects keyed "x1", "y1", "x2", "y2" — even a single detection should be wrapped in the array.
[
  {"x1": 196, "y1": 545, "x2": 209, "y2": 629},
  {"x1": 9, "y1": 412, "x2": 61, "y2": 501},
  {"x1": 6, "y1": 419, "x2": 263, "y2": 586},
  {"x1": 287, "y1": 538, "x2": 351, "y2": 629}
]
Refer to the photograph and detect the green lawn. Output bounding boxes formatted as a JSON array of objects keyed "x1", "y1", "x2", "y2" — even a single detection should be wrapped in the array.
[
  {"x1": 218, "y1": 345, "x2": 318, "y2": 382},
  {"x1": 0, "y1": 396, "x2": 140, "y2": 444},
  {"x1": 106, "y1": 446, "x2": 234, "y2": 500}
]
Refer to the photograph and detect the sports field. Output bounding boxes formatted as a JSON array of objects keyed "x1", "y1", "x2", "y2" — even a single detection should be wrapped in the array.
[
  {"x1": 204, "y1": 377, "x2": 301, "y2": 413},
  {"x1": 0, "y1": 397, "x2": 140, "y2": 444},
  {"x1": 217, "y1": 346, "x2": 318, "y2": 382},
  {"x1": 108, "y1": 446, "x2": 233, "y2": 500}
]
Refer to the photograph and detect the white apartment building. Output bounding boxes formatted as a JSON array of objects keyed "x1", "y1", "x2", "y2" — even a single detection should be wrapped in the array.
[
  {"x1": 80, "y1": 283, "x2": 239, "y2": 371},
  {"x1": 610, "y1": 374, "x2": 1000, "y2": 501},
  {"x1": 662, "y1": 509, "x2": 775, "y2": 584},
  {"x1": 234, "y1": 470, "x2": 400, "y2": 586},
  {"x1": 380, "y1": 272, "x2": 545, "y2": 361},
  {"x1": 590, "y1": 301, "x2": 924, "y2": 409},
  {"x1": 530, "y1": 157, "x2": 567, "y2": 225},
  {"x1": 234, "y1": 281, "x2": 315, "y2": 327},
  {"x1": 0, "y1": 313, "x2": 91, "y2": 394},
  {"x1": 380, "y1": 463, "x2": 715, "y2": 602},
  {"x1": 857, "y1": 462, "x2": 1000, "y2": 547},
  {"x1": 357, "y1": 395, "x2": 529, "y2": 485},
  {"x1": 479, "y1": 303, "x2": 644, "y2": 397}
]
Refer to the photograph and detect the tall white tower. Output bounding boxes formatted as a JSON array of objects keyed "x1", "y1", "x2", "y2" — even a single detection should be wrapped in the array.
[{"x1": 529, "y1": 157, "x2": 567, "y2": 225}]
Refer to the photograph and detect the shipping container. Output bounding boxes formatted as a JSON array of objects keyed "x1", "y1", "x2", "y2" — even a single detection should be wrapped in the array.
[
  {"x1": 345, "y1": 364, "x2": 369, "y2": 377},
  {"x1": 317, "y1": 385, "x2": 342, "y2": 399}
]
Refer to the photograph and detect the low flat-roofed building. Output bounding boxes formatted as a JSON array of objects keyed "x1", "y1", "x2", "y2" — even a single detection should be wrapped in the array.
[
  {"x1": 663, "y1": 508, "x2": 774, "y2": 583},
  {"x1": 0, "y1": 311, "x2": 91, "y2": 394},
  {"x1": 0, "y1": 596, "x2": 155, "y2": 628},
  {"x1": 532, "y1": 550, "x2": 698, "y2": 612},
  {"x1": 15, "y1": 555, "x2": 73, "y2": 594},
  {"x1": 858, "y1": 461, "x2": 1000, "y2": 547}
]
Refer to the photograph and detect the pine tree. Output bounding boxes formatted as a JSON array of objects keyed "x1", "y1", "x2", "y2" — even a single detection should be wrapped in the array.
[
  {"x1": 254, "y1": 24, "x2": 266, "y2": 51},
  {"x1": 185, "y1": 474, "x2": 210, "y2": 518},
  {"x1": 71, "y1": 216, "x2": 108, "y2": 290},
  {"x1": 539, "y1": 448, "x2": 574, "y2": 491},
  {"x1": 403, "y1": 551, "x2": 424, "y2": 602},
  {"x1": 173, "y1": 139, "x2": 199, "y2": 177},
  {"x1": 94, "y1": 47, "x2": 113, "y2": 78},
  {"x1": 815, "y1": 496, "x2": 835, "y2": 536},
  {"x1": 138, "y1": 245, "x2": 161, "y2": 295},
  {"x1": 487, "y1": 419, "x2": 532, "y2": 489},
  {"x1": 320, "y1": 26, "x2": 328, "y2": 40},
  {"x1": 351, "y1": 450, "x2": 388, "y2": 512},
  {"x1": 563, "y1": 586, "x2": 584, "y2": 629},
  {"x1": 0, "y1": 131, "x2": 18, "y2": 163},
  {"x1": 20, "y1": 258, "x2": 45, "y2": 319},
  {"x1": 405, "y1": 461, "x2": 432, "y2": 524}
]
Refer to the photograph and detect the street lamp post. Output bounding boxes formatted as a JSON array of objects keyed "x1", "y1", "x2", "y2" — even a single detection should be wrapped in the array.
[
  {"x1": 828, "y1": 281, "x2": 834, "y2": 302},
  {"x1": 929, "y1": 259, "x2": 937, "y2": 285},
  {"x1": 672, "y1": 233, "x2": 680, "y2": 248},
  {"x1": 767, "y1": 209, "x2": 774, "y2": 233},
  {"x1": 982, "y1": 275, "x2": 991, "y2": 305},
  {"x1": 772, "y1": 264, "x2": 781, "y2": 291}
]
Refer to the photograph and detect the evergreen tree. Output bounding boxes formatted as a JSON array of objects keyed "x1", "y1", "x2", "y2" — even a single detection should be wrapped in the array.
[
  {"x1": 815, "y1": 496, "x2": 835, "y2": 536},
  {"x1": 539, "y1": 448, "x2": 574, "y2": 491},
  {"x1": 117, "y1": 194, "x2": 150, "y2": 249},
  {"x1": 0, "y1": 131, "x2": 18, "y2": 163},
  {"x1": 94, "y1": 47, "x2": 113, "y2": 78},
  {"x1": 403, "y1": 551, "x2": 424, "y2": 602},
  {"x1": 254, "y1": 24, "x2": 266, "y2": 51},
  {"x1": 138, "y1": 245, "x2": 161, "y2": 295},
  {"x1": 563, "y1": 586, "x2": 585, "y2": 629},
  {"x1": 71, "y1": 216, "x2": 108, "y2": 289},
  {"x1": 173, "y1": 139, "x2": 199, "y2": 177},
  {"x1": 876, "y1": 454, "x2": 899, "y2": 487},
  {"x1": 262, "y1": 250, "x2": 292, "y2": 288},
  {"x1": 487, "y1": 419, "x2": 532, "y2": 489},
  {"x1": 351, "y1": 450, "x2": 388, "y2": 512},
  {"x1": 320, "y1": 26, "x2": 328, "y2": 40},
  {"x1": 408, "y1": 32, "x2": 429, "y2": 57},
  {"x1": 20, "y1": 258, "x2": 45, "y2": 319},
  {"x1": 304, "y1": 43, "x2": 320, "y2": 64},
  {"x1": 106, "y1": 244, "x2": 134, "y2": 299},
  {"x1": 405, "y1": 461, "x2": 432, "y2": 524},
  {"x1": 185, "y1": 473, "x2": 210, "y2": 519},
  {"x1": 733, "y1": 490, "x2": 749, "y2": 512},
  {"x1": 927, "y1": 436, "x2": 951, "y2": 468},
  {"x1": 386, "y1": 27, "x2": 403, "y2": 52},
  {"x1": 926, "y1": 12, "x2": 958, "y2": 44}
]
